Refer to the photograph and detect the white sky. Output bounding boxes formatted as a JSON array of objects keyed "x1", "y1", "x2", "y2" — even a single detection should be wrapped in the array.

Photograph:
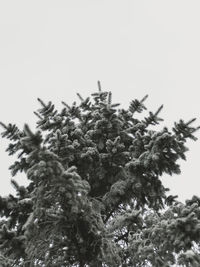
[{"x1": 0, "y1": 0, "x2": 199, "y2": 202}]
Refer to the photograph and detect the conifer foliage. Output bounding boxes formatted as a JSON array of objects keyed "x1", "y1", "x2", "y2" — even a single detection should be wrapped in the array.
[{"x1": 0, "y1": 82, "x2": 200, "y2": 266}]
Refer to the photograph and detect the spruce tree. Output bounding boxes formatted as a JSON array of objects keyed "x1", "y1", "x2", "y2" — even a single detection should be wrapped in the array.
[{"x1": 0, "y1": 82, "x2": 200, "y2": 266}]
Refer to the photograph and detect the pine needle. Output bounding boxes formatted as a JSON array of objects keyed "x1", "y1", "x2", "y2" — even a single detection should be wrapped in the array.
[
  {"x1": 0, "y1": 122, "x2": 7, "y2": 129},
  {"x1": 77, "y1": 93, "x2": 84, "y2": 102},
  {"x1": 97, "y1": 81, "x2": 102, "y2": 92},
  {"x1": 108, "y1": 91, "x2": 112, "y2": 106},
  {"x1": 37, "y1": 98, "x2": 46, "y2": 107},
  {"x1": 140, "y1": 94, "x2": 148, "y2": 103},
  {"x1": 154, "y1": 105, "x2": 164, "y2": 117},
  {"x1": 34, "y1": 112, "x2": 43, "y2": 120},
  {"x1": 61, "y1": 101, "x2": 70, "y2": 109}
]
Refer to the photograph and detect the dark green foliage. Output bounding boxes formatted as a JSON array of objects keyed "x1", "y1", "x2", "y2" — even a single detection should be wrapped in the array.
[{"x1": 0, "y1": 82, "x2": 200, "y2": 266}]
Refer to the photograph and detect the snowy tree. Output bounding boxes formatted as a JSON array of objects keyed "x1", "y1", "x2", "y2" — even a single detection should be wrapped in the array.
[{"x1": 0, "y1": 82, "x2": 200, "y2": 266}]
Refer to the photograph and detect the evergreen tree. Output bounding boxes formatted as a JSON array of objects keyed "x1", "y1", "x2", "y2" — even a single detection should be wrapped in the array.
[{"x1": 0, "y1": 82, "x2": 200, "y2": 266}]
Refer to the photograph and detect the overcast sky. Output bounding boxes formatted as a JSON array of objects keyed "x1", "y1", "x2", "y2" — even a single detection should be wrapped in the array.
[{"x1": 0, "y1": 0, "x2": 199, "y2": 202}]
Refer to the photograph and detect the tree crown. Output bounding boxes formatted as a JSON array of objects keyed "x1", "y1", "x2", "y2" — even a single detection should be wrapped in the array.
[{"x1": 0, "y1": 82, "x2": 199, "y2": 266}]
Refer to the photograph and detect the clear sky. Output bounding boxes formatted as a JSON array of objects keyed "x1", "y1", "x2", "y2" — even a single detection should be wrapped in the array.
[{"x1": 0, "y1": 0, "x2": 199, "y2": 202}]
